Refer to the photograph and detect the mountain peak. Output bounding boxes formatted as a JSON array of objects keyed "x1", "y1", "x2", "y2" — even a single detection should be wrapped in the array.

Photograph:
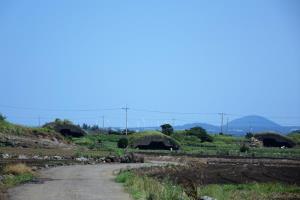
[{"x1": 228, "y1": 115, "x2": 281, "y2": 128}]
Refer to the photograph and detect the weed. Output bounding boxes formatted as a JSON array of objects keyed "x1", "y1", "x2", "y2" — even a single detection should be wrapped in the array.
[{"x1": 4, "y1": 163, "x2": 33, "y2": 175}]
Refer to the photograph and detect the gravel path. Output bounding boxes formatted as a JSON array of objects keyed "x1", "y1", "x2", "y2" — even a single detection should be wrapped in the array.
[{"x1": 8, "y1": 164, "x2": 145, "y2": 200}]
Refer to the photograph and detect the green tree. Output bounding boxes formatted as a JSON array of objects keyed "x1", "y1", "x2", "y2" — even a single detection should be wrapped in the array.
[
  {"x1": 245, "y1": 132, "x2": 254, "y2": 139},
  {"x1": 118, "y1": 137, "x2": 128, "y2": 148},
  {"x1": 186, "y1": 126, "x2": 213, "y2": 142},
  {"x1": 160, "y1": 124, "x2": 174, "y2": 136},
  {"x1": 0, "y1": 113, "x2": 6, "y2": 121}
]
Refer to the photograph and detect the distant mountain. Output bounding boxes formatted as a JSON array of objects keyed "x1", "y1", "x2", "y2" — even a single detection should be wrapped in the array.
[
  {"x1": 227, "y1": 115, "x2": 281, "y2": 134},
  {"x1": 131, "y1": 115, "x2": 300, "y2": 135},
  {"x1": 228, "y1": 115, "x2": 280, "y2": 128}
]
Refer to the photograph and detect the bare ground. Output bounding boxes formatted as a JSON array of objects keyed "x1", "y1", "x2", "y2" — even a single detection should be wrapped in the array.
[{"x1": 7, "y1": 164, "x2": 147, "y2": 200}]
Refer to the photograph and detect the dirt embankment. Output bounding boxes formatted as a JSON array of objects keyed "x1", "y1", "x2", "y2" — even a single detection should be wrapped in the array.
[{"x1": 0, "y1": 133, "x2": 71, "y2": 149}]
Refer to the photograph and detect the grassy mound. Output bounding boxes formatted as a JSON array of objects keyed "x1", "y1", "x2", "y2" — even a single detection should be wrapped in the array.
[
  {"x1": 0, "y1": 120, "x2": 64, "y2": 140},
  {"x1": 129, "y1": 131, "x2": 181, "y2": 150},
  {"x1": 287, "y1": 130, "x2": 300, "y2": 145},
  {"x1": 43, "y1": 119, "x2": 86, "y2": 137},
  {"x1": 254, "y1": 132, "x2": 296, "y2": 148}
]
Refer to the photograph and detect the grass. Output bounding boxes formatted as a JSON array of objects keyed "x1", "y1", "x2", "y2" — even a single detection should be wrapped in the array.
[
  {"x1": 72, "y1": 135, "x2": 125, "y2": 156},
  {"x1": 116, "y1": 171, "x2": 189, "y2": 200},
  {"x1": 4, "y1": 163, "x2": 33, "y2": 175},
  {"x1": 0, "y1": 120, "x2": 64, "y2": 140},
  {"x1": 287, "y1": 131, "x2": 300, "y2": 145},
  {"x1": 0, "y1": 163, "x2": 35, "y2": 188},
  {"x1": 198, "y1": 182, "x2": 300, "y2": 200},
  {"x1": 129, "y1": 131, "x2": 181, "y2": 148},
  {"x1": 2, "y1": 173, "x2": 35, "y2": 187},
  {"x1": 116, "y1": 171, "x2": 300, "y2": 200},
  {"x1": 72, "y1": 131, "x2": 300, "y2": 159}
]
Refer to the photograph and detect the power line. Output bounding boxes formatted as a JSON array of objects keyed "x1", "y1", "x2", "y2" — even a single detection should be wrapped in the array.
[
  {"x1": 0, "y1": 104, "x2": 121, "y2": 112},
  {"x1": 130, "y1": 108, "x2": 218, "y2": 115}
]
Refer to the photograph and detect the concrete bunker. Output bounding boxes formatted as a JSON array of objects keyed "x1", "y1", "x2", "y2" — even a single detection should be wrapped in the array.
[
  {"x1": 43, "y1": 121, "x2": 86, "y2": 137},
  {"x1": 254, "y1": 132, "x2": 295, "y2": 148},
  {"x1": 130, "y1": 132, "x2": 180, "y2": 150}
]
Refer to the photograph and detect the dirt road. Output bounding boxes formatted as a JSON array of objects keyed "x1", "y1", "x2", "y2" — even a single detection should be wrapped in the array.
[{"x1": 8, "y1": 164, "x2": 145, "y2": 200}]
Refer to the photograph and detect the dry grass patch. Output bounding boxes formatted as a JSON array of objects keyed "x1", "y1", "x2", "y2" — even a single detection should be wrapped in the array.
[{"x1": 4, "y1": 163, "x2": 33, "y2": 175}]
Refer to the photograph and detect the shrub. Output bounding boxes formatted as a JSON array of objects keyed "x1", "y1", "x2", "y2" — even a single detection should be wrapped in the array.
[
  {"x1": 245, "y1": 132, "x2": 254, "y2": 139},
  {"x1": 240, "y1": 144, "x2": 249, "y2": 153},
  {"x1": 118, "y1": 137, "x2": 128, "y2": 148},
  {"x1": 186, "y1": 127, "x2": 213, "y2": 142},
  {"x1": 4, "y1": 163, "x2": 33, "y2": 175},
  {"x1": 160, "y1": 124, "x2": 174, "y2": 136},
  {"x1": 0, "y1": 113, "x2": 6, "y2": 121}
]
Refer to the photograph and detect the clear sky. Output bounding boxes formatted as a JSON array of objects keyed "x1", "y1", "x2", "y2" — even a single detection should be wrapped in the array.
[{"x1": 0, "y1": 0, "x2": 299, "y2": 127}]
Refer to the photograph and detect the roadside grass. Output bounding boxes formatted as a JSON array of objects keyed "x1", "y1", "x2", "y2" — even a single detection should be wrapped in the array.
[
  {"x1": 0, "y1": 163, "x2": 36, "y2": 188},
  {"x1": 2, "y1": 173, "x2": 35, "y2": 187},
  {"x1": 4, "y1": 163, "x2": 33, "y2": 175},
  {"x1": 198, "y1": 182, "x2": 300, "y2": 200},
  {"x1": 116, "y1": 171, "x2": 300, "y2": 200},
  {"x1": 116, "y1": 171, "x2": 190, "y2": 200}
]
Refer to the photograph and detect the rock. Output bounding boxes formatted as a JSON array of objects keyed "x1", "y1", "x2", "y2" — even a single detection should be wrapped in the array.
[
  {"x1": 200, "y1": 196, "x2": 216, "y2": 200},
  {"x1": 18, "y1": 154, "x2": 28, "y2": 159},
  {"x1": 43, "y1": 156, "x2": 49, "y2": 160},
  {"x1": 250, "y1": 137, "x2": 263, "y2": 148},
  {"x1": 0, "y1": 175, "x2": 4, "y2": 183},
  {"x1": 104, "y1": 156, "x2": 120, "y2": 163},
  {"x1": 45, "y1": 164, "x2": 49, "y2": 168},
  {"x1": 1, "y1": 153, "x2": 10, "y2": 159},
  {"x1": 31, "y1": 166, "x2": 38, "y2": 171},
  {"x1": 33, "y1": 155, "x2": 42, "y2": 160},
  {"x1": 53, "y1": 156, "x2": 62, "y2": 160},
  {"x1": 75, "y1": 157, "x2": 88, "y2": 162},
  {"x1": 120, "y1": 153, "x2": 144, "y2": 163}
]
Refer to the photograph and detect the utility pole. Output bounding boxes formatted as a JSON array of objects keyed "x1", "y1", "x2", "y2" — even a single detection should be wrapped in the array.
[
  {"x1": 102, "y1": 116, "x2": 105, "y2": 129},
  {"x1": 38, "y1": 116, "x2": 41, "y2": 127},
  {"x1": 226, "y1": 117, "x2": 229, "y2": 134},
  {"x1": 219, "y1": 113, "x2": 224, "y2": 134},
  {"x1": 122, "y1": 105, "x2": 129, "y2": 135}
]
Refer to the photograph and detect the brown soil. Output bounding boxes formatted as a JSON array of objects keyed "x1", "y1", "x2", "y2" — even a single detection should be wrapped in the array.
[{"x1": 135, "y1": 158, "x2": 300, "y2": 186}]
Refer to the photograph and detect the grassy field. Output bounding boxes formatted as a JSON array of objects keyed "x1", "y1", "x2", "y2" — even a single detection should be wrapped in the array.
[
  {"x1": 72, "y1": 134, "x2": 125, "y2": 156},
  {"x1": 1, "y1": 117, "x2": 300, "y2": 159},
  {"x1": 0, "y1": 120, "x2": 64, "y2": 140},
  {"x1": 198, "y1": 182, "x2": 300, "y2": 200},
  {"x1": 116, "y1": 170, "x2": 300, "y2": 200},
  {"x1": 70, "y1": 131, "x2": 300, "y2": 159},
  {"x1": 116, "y1": 171, "x2": 189, "y2": 200},
  {"x1": 0, "y1": 163, "x2": 36, "y2": 189}
]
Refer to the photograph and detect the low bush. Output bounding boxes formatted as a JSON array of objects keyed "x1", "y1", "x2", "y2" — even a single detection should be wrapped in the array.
[
  {"x1": 118, "y1": 137, "x2": 128, "y2": 148},
  {"x1": 186, "y1": 127, "x2": 213, "y2": 142},
  {"x1": 240, "y1": 144, "x2": 249, "y2": 153},
  {"x1": 116, "y1": 171, "x2": 189, "y2": 200}
]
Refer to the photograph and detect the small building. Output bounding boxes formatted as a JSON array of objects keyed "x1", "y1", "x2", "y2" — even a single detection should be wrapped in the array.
[
  {"x1": 130, "y1": 132, "x2": 180, "y2": 150},
  {"x1": 254, "y1": 132, "x2": 296, "y2": 148},
  {"x1": 44, "y1": 120, "x2": 86, "y2": 137}
]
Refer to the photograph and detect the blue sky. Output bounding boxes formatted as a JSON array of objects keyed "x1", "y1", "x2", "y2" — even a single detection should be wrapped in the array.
[{"x1": 0, "y1": 0, "x2": 299, "y2": 127}]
